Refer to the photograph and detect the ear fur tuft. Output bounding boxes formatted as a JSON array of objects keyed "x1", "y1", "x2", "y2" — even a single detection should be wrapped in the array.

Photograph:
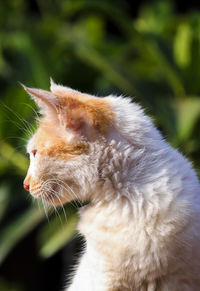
[{"x1": 50, "y1": 79, "x2": 80, "y2": 97}]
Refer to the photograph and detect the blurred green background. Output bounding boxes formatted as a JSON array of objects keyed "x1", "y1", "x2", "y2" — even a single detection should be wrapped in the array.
[{"x1": 0, "y1": 0, "x2": 200, "y2": 290}]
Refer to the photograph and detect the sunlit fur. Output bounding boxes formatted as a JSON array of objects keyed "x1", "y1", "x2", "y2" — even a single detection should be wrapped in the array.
[{"x1": 24, "y1": 81, "x2": 200, "y2": 290}]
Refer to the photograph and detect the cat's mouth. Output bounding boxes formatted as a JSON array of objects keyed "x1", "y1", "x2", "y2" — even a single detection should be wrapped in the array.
[
  {"x1": 30, "y1": 180, "x2": 74, "y2": 206},
  {"x1": 30, "y1": 183, "x2": 60, "y2": 203}
]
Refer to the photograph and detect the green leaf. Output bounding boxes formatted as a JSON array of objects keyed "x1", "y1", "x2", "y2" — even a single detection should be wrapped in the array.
[
  {"x1": 0, "y1": 140, "x2": 29, "y2": 175},
  {"x1": 60, "y1": 28, "x2": 137, "y2": 95},
  {"x1": 0, "y1": 206, "x2": 45, "y2": 264},
  {"x1": 135, "y1": 1, "x2": 172, "y2": 34},
  {"x1": 176, "y1": 97, "x2": 200, "y2": 141},
  {"x1": 174, "y1": 23, "x2": 192, "y2": 68},
  {"x1": 38, "y1": 208, "x2": 78, "y2": 259},
  {"x1": 3, "y1": 32, "x2": 49, "y2": 88},
  {"x1": 140, "y1": 37, "x2": 185, "y2": 97},
  {"x1": 0, "y1": 183, "x2": 10, "y2": 222}
]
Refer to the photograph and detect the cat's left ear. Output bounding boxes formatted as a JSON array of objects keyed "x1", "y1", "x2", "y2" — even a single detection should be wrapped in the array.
[
  {"x1": 21, "y1": 83, "x2": 93, "y2": 135},
  {"x1": 21, "y1": 83, "x2": 59, "y2": 115}
]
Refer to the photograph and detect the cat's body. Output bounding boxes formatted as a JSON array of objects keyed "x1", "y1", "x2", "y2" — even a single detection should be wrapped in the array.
[{"x1": 23, "y1": 81, "x2": 200, "y2": 291}]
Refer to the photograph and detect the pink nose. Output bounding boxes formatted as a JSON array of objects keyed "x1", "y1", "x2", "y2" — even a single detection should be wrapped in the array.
[{"x1": 23, "y1": 183, "x2": 30, "y2": 191}]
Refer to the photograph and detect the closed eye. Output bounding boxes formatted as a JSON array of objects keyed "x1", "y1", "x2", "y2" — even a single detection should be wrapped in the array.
[{"x1": 32, "y1": 149, "x2": 37, "y2": 157}]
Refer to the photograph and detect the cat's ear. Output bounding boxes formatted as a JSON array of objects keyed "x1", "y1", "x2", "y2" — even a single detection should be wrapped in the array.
[
  {"x1": 50, "y1": 80, "x2": 103, "y2": 138},
  {"x1": 58, "y1": 96, "x2": 114, "y2": 139},
  {"x1": 58, "y1": 97, "x2": 98, "y2": 138},
  {"x1": 21, "y1": 83, "x2": 59, "y2": 114},
  {"x1": 21, "y1": 83, "x2": 96, "y2": 138}
]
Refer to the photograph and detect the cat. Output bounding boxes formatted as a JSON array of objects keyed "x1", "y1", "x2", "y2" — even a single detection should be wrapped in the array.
[{"x1": 22, "y1": 80, "x2": 200, "y2": 291}]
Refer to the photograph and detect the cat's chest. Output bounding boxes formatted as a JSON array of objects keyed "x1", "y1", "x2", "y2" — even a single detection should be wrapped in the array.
[{"x1": 77, "y1": 203, "x2": 178, "y2": 280}]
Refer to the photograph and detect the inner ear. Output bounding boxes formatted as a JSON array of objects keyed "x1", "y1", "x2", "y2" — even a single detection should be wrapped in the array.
[
  {"x1": 58, "y1": 98, "x2": 94, "y2": 138},
  {"x1": 57, "y1": 97, "x2": 114, "y2": 139}
]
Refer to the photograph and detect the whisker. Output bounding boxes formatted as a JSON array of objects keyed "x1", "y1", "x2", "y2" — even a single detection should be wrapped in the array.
[
  {"x1": 37, "y1": 199, "x2": 42, "y2": 213},
  {"x1": 21, "y1": 102, "x2": 40, "y2": 121},
  {"x1": 4, "y1": 136, "x2": 28, "y2": 143},
  {"x1": 4, "y1": 118, "x2": 31, "y2": 136},
  {"x1": 30, "y1": 185, "x2": 42, "y2": 193},
  {"x1": 42, "y1": 178, "x2": 79, "y2": 211},
  {"x1": 57, "y1": 188, "x2": 67, "y2": 221},
  {"x1": 32, "y1": 178, "x2": 82, "y2": 222},
  {"x1": 50, "y1": 195, "x2": 64, "y2": 225},
  {"x1": 49, "y1": 186, "x2": 67, "y2": 221},
  {"x1": 2, "y1": 103, "x2": 34, "y2": 136},
  {"x1": 44, "y1": 185, "x2": 63, "y2": 221},
  {"x1": 41, "y1": 196, "x2": 49, "y2": 222},
  {"x1": 47, "y1": 181, "x2": 79, "y2": 210},
  {"x1": 45, "y1": 178, "x2": 81, "y2": 205}
]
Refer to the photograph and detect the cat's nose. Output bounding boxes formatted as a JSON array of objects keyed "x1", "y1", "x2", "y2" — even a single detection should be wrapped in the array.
[{"x1": 23, "y1": 183, "x2": 30, "y2": 191}]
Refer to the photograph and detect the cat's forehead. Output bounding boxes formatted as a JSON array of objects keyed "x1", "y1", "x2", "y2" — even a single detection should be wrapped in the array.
[
  {"x1": 26, "y1": 122, "x2": 74, "y2": 152},
  {"x1": 26, "y1": 129, "x2": 53, "y2": 153}
]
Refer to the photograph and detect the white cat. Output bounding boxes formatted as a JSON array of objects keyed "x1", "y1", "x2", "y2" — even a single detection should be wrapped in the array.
[{"x1": 23, "y1": 81, "x2": 200, "y2": 290}]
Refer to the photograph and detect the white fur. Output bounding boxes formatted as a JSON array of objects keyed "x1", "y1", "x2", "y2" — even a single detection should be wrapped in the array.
[
  {"x1": 65, "y1": 95, "x2": 200, "y2": 290},
  {"x1": 50, "y1": 78, "x2": 80, "y2": 95}
]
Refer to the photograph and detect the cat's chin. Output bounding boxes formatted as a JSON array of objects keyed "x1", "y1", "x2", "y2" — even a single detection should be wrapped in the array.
[{"x1": 43, "y1": 184, "x2": 69, "y2": 206}]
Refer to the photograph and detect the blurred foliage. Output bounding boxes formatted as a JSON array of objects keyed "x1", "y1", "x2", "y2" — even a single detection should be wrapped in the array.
[{"x1": 0, "y1": 0, "x2": 200, "y2": 289}]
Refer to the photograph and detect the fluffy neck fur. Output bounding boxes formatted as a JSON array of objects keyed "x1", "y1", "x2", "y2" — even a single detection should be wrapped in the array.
[{"x1": 68, "y1": 96, "x2": 200, "y2": 290}]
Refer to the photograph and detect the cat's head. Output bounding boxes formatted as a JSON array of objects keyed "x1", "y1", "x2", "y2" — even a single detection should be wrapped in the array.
[{"x1": 23, "y1": 81, "x2": 115, "y2": 206}]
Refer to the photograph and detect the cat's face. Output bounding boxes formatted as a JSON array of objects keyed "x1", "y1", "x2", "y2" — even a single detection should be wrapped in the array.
[{"x1": 23, "y1": 82, "x2": 114, "y2": 206}]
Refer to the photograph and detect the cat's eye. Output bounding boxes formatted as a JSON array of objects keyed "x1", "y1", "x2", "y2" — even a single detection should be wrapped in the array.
[{"x1": 32, "y1": 149, "x2": 37, "y2": 157}]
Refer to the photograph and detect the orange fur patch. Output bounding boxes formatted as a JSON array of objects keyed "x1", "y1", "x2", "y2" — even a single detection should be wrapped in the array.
[
  {"x1": 30, "y1": 179, "x2": 40, "y2": 189},
  {"x1": 56, "y1": 95, "x2": 115, "y2": 136},
  {"x1": 30, "y1": 123, "x2": 89, "y2": 160},
  {"x1": 40, "y1": 141, "x2": 89, "y2": 159}
]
